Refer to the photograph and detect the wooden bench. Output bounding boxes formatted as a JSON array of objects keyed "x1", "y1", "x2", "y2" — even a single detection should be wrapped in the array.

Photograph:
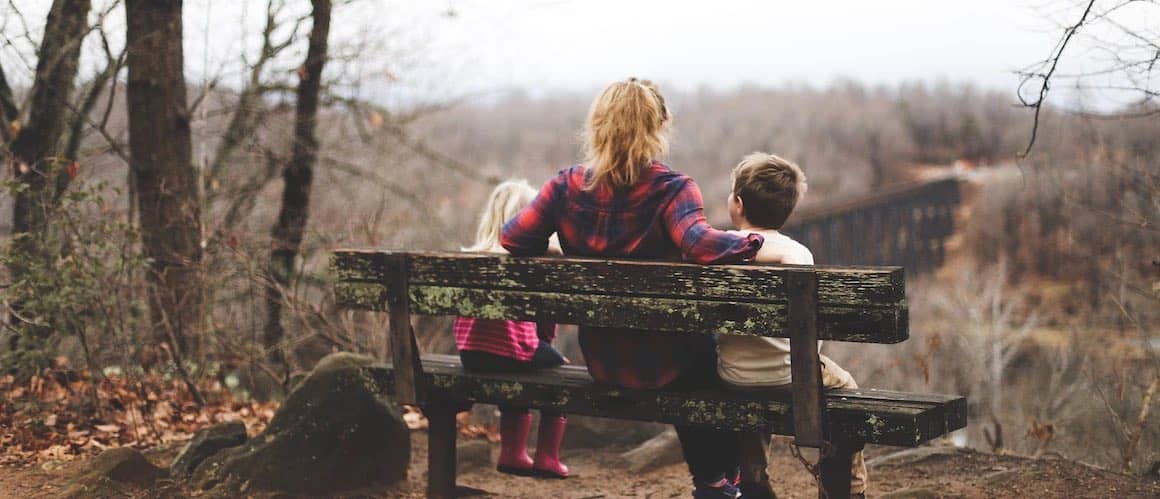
[{"x1": 331, "y1": 250, "x2": 967, "y2": 498}]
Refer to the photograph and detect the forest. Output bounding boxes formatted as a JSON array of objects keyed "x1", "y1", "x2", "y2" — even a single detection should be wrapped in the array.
[{"x1": 0, "y1": 1, "x2": 1157, "y2": 498}]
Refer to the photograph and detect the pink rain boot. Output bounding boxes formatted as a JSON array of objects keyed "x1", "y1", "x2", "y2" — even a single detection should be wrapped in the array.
[
  {"x1": 532, "y1": 414, "x2": 569, "y2": 479},
  {"x1": 496, "y1": 410, "x2": 534, "y2": 476}
]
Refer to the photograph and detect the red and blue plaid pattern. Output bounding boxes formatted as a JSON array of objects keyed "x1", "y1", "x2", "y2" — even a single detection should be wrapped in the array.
[
  {"x1": 501, "y1": 162, "x2": 763, "y2": 388},
  {"x1": 454, "y1": 317, "x2": 542, "y2": 361}
]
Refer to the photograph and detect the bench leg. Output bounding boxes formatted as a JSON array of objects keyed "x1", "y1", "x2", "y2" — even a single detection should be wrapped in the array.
[
  {"x1": 427, "y1": 404, "x2": 458, "y2": 499},
  {"x1": 818, "y1": 439, "x2": 863, "y2": 499}
]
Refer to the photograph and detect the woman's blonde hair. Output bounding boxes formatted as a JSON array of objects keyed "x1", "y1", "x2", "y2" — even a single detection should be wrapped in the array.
[
  {"x1": 583, "y1": 77, "x2": 672, "y2": 191},
  {"x1": 465, "y1": 179, "x2": 539, "y2": 253}
]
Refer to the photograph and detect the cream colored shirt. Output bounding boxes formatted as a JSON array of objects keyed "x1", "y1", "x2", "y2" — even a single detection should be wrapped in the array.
[{"x1": 717, "y1": 229, "x2": 818, "y2": 386}]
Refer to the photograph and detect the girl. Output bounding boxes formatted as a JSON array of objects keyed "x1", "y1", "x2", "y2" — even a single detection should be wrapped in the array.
[
  {"x1": 455, "y1": 179, "x2": 570, "y2": 479},
  {"x1": 501, "y1": 78, "x2": 763, "y2": 499}
]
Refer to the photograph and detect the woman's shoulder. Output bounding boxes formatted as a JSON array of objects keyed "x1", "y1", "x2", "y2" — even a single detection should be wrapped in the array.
[
  {"x1": 550, "y1": 164, "x2": 587, "y2": 185},
  {"x1": 647, "y1": 161, "x2": 692, "y2": 186}
]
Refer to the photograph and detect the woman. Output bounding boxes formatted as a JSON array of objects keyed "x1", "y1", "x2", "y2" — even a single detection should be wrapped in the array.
[{"x1": 501, "y1": 78, "x2": 762, "y2": 498}]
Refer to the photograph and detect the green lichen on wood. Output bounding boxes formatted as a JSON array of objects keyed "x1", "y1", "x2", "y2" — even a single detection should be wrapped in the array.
[
  {"x1": 551, "y1": 388, "x2": 570, "y2": 407},
  {"x1": 764, "y1": 401, "x2": 791, "y2": 416},
  {"x1": 364, "y1": 357, "x2": 961, "y2": 446},
  {"x1": 866, "y1": 414, "x2": 887, "y2": 441},
  {"x1": 675, "y1": 399, "x2": 729, "y2": 426},
  {"x1": 431, "y1": 374, "x2": 458, "y2": 390},
  {"x1": 334, "y1": 282, "x2": 388, "y2": 311},
  {"x1": 478, "y1": 380, "x2": 525, "y2": 399},
  {"x1": 411, "y1": 286, "x2": 513, "y2": 319}
]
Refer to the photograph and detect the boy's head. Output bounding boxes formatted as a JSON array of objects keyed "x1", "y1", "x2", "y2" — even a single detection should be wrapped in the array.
[{"x1": 728, "y1": 152, "x2": 807, "y2": 230}]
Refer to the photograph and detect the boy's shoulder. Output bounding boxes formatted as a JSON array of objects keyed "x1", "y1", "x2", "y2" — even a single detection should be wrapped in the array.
[{"x1": 732, "y1": 229, "x2": 813, "y2": 265}]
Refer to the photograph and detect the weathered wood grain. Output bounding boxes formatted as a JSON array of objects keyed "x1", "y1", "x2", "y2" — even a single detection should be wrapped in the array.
[
  {"x1": 358, "y1": 354, "x2": 967, "y2": 447},
  {"x1": 384, "y1": 254, "x2": 422, "y2": 405},
  {"x1": 787, "y1": 270, "x2": 825, "y2": 447},
  {"x1": 332, "y1": 251, "x2": 905, "y2": 306},
  {"x1": 334, "y1": 282, "x2": 906, "y2": 342}
]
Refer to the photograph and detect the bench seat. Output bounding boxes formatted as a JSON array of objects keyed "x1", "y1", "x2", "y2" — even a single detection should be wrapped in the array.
[
  {"x1": 369, "y1": 353, "x2": 966, "y2": 448},
  {"x1": 332, "y1": 250, "x2": 969, "y2": 497}
]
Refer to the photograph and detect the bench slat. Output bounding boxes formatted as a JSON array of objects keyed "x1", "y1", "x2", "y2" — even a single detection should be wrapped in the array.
[
  {"x1": 362, "y1": 354, "x2": 966, "y2": 447},
  {"x1": 334, "y1": 282, "x2": 907, "y2": 343},
  {"x1": 333, "y1": 250, "x2": 905, "y2": 306}
]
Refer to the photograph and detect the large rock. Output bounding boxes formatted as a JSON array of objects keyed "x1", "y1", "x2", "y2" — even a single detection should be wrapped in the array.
[
  {"x1": 62, "y1": 447, "x2": 168, "y2": 498},
  {"x1": 191, "y1": 352, "x2": 410, "y2": 496},
  {"x1": 866, "y1": 446, "x2": 964, "y2": 468},
  {"x1": 615, "y1": 427, "x2": 684, "y2": 473},
  {"x1": 170, "y1": 421, "x2": 248, "y2": 478},
  {"x1": 566, "y1": 415, "x2": 667, "y2": 448}
]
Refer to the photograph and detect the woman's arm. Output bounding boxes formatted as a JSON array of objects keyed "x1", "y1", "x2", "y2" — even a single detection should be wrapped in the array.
[
  {"x1": 663, "y1": 178, "x2": 763, "y2": 264},
  {"x1": 501, "y1": 174, "x2": 561, "y2": 256}
]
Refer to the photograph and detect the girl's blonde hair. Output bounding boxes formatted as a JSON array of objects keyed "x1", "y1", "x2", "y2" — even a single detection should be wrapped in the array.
[
  {"x1": 583, "y1": 77, "x2": 672, "y2": 191},
  {"x1": 465, "y1": 179, "x2": 538, "y2": 253}
]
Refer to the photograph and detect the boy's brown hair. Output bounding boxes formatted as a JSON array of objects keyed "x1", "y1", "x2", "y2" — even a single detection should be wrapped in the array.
[{"x1": 730, "y1": 152, "x2": 806, "y2": 229}]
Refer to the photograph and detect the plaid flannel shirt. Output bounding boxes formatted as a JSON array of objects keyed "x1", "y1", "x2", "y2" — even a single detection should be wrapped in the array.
[
  {"x1": 501, "y1": 162, "x2": 763, "y2": 389},
  {"x1": 454, "y1": 318, "x2": 557, "y2": 362}
]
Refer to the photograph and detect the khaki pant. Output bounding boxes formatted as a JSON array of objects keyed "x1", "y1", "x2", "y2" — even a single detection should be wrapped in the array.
[{"x1": 737, "y1": 355, "x2": 868, "y2": 496}]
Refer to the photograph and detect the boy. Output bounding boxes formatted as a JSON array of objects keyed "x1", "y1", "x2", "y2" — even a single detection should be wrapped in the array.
[{"x1": 719, "y1": 152, "x2": 867, "y2": 499}]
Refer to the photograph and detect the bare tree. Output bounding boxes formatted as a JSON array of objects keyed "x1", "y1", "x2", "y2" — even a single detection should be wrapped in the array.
[
  {"x1": 265, "y1": 0, "x2": 331, "y2": 369},
  {"x1": 1018, "y1": 0, "x2": 1159, "y2": 156},
  {"x1": 928, "y1": 260, "x2": 1040, "y2": 451},
  {"x1": 124, "y1": 0, "x2": 205, "y2": 368},
  {"x1": 2, "y1": 0, "x2": 92, "y2": 350}
]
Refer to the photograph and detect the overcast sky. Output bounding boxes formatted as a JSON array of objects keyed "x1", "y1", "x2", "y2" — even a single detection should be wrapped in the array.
[
  {"x1": 3, "y1": 0, "x2": 1147, "y2": 108},
  {"x1": 423, "y1": 0, "x2": 1060, "y2": 94}
]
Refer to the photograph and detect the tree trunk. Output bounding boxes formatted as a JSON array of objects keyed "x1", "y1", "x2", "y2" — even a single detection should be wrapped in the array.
[
  {"x1": 0, "y1": 64, "x2": 19, "y2": 139},
  {"x1": 264, "y1": 0, "x2": 331, "y2": 367},
  {"x1": 125, "y1": 0, "x2": 204, "y2": 358},
  {"x1": 4, "y1": 0, "x2": 92, "y2": 349},
  {"x1": 9, "y1": 0, "x2": 91, "y2": 234}
]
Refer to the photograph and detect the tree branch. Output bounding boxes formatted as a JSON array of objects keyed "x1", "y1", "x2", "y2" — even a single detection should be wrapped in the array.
[{"x1": 1017, "y1": 0, "x2": 1097, "y2": 157}]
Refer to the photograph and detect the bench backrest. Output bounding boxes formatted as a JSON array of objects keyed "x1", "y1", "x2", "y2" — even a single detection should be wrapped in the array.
[{"x1": 332, "y1": 249, "x2": 908, "y2": 446}]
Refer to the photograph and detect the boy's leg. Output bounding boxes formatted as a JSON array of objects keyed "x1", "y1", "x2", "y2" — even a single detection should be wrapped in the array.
[
  {"x1": 675, "y1": 426, "x2": 740, "y2": 485},
  {"x1": 820, "y1": 355, "x2": 867, "y2": 495},
  {"x1": 737, "y1": 432, "x2": 777, "y2": 499},
  {"x1": 672, "y1": 334, "x2": 741, "y2": 495}
]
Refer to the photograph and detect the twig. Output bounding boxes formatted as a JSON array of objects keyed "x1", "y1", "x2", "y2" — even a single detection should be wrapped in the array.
[
  {"x1": 1017, "y1": 0, "x2": 1097, "y2": 157},
  {"x1": 1122, "y1": 375, "x2": 1158, "y2": 471}
]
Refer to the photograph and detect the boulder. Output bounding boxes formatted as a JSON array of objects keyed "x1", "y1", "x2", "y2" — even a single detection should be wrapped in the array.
[
  {"x1": 191, "y1": 352, "x2": 410, "y2": 496},
  {"x1": 566, "y1": 414, "x2": 666, "y2": 449},
  {"x1": 866, "y1": 446, "x2": 964, "y2": 468},
  {"x1": 615, "y1": 427, "x2": 684, "y2": 473},
  {"x1": 170, "y1": 421, "x2": 248, "y2": 478},
  {"x1": 61, "y1": 447, "x2": 167, "y2": 498}
]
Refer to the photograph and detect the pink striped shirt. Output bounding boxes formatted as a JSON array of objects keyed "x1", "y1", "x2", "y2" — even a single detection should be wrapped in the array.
[{"x1": 454, "y1": 317, "x2": 554, "y2": 361}]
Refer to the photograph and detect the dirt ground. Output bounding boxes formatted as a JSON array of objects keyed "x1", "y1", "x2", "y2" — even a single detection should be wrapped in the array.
[{"x1": 1, "y1": 431, "x2": 1157, "y2": 498}]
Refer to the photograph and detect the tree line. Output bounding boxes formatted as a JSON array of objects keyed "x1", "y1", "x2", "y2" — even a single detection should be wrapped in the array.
[{"x1": 1, "y1": 0, "x2": 334, "y2": 395}]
